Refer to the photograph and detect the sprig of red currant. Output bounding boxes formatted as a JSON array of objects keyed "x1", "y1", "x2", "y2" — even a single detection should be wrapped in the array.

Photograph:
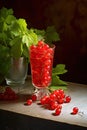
[{"x1": 25, "y1": 89, "x2": 79, "y2": 116}]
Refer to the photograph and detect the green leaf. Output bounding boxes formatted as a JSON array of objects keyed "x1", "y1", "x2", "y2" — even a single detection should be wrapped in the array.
[
  {"x1": 0, "y1": 7, "x2": 13, "y2": 18},
  {"x1": 0, "y1": 44, "x2": 10, "y2": 58},
  {"x1": 52, "y1": 75, "x2": 68, "y2": 86},
  {"x1": 22, "y1": 35, "x2": 29, "y2": 44},
  {"x1": 0, "y1": 58, "x2": 10, "y2": 75},
  {"x1": 10, "y1": 21, "x2": 21, "y2": 37},
  {"x1": 17, "y1": 18, "x2": 27, "y2": 32},
  {"x1": 0, "y1": 7, "x2": 15, "y2": 32},
  {"x1": 32, "y1": 28, "x2": 45, "y2": 41},
  {"x1": 6, "y1": 15, "x2": 16, "y2": 25},
  {"x1": 3, "y1": 22, "x2": 8, "y2": 31},
  {"x1": 22, "y1": 44, "x2": 29, "y2": 60},
  {"x1": 26, "y1": 31, "x2": 38, "y2": 47},
  {"x1": 9, "y1": 18, "x2": 27, "y2": 37},
  {"x1": 0, "y1": 32, "x2": 8, "y2": 45},
  {"x1": 0, "y1": 57, "x2": 11, "y2": 84},
  {"x1": 45, "y1": 26, "x2": 60, "y2": 43},
  {"x1": 0, "y1": 45, "x2": 10, "y2": 82},
  {"x1": 52, "y1": 64, "x2": 68, "y2": 75},
  {"x1": 31, "y1": 26, "x2": 60, "y2": 44},
  {"x1": 10, "y1": 38, "x2": 23, "y2": 58},
  {"x1": 49, "y1": 85, "x2": 67, "y2": 92}
]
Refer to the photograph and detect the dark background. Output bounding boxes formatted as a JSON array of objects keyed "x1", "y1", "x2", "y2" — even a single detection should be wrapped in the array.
[{"x1": 0, "y1": 0, "x2": 87, "y2": 84}]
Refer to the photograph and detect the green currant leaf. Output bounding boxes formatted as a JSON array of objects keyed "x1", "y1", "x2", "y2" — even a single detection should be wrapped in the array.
[
  {"x1": 22, "y1": 44, "x2": 29, "y2": 60},
  {"x1": 6, "y1": 15, "x2": 16, "y2": 24},
  {"x1": 49, "y1": 85, "x2": 67, "y2": 92},
  {"x1": 52, "y1": 64, "x2": 68, "y2": 75},
  {"x1": 45, "y1": 26, "x2": 60, "y2": 43},
  {"x1": 10, "y1": 38, "x2": 23, "y2": 58},
  {"x1": 32, "y1": 28, "x2": 45, "y2": 41},
  {"x1": 52, "y1": 75, "x2": 68, "y2": 86},
  {"x1": 22, "y1": 35, "x2": 29, "y2": 44},
  {"x1": 17, "y1": 18, "x2": 27, "y2": 32},
  {"x1": 0, "y1": 7, "x2": 13, "y2": 18},
  {"x1": 10, "y1": 21, "x2": 21, "y2": 37}
]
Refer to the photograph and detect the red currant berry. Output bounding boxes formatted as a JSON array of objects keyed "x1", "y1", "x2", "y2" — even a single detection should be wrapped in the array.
[
  {"x1": 57, "y1": 104, "x2": 62, "y2": 110},
  {"x1": 50, "y1": 101, "x2": 58, "y2": 110},
  {"x1": 38, "y1": 40, "x2": 44, "y2": 46},
  {"x1": 50, "y1": 93, "x2": 57, "y2": 101},
  {"x1": 30, "y1": 45, "x2": 37, "y2": 50},
  {"x1": 65, "y1": 96, "x2": 71, "y2": 103},
  {"x1": 40, "y1": 95, "x2": 50, "y2": 105},
  {"x1": 55, "y1": 108, "x2": 61, "y2": 116},
  {"x1": 58, "y1": 98, "x2": 64, "y2": 104},
  {"x1": 31, "y1": 94, "x2": 37, "y2": 101},
  {"x1": 26, "y1": 99, "x2": 32, "y2": 105},
  {"x1": 43, "y1": 44, "x2": 49, "y2": 50},
  {"x1": 71, "y1": 107, "x2": 79, "y2": 115},
  {"x1": 59, "y1": 89, "x2": 64, "y2": 95}
]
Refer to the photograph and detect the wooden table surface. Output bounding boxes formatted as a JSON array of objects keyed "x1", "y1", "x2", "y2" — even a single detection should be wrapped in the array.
[{"x1": 0, "y1": 76, "x2": 87, "y2": 129}]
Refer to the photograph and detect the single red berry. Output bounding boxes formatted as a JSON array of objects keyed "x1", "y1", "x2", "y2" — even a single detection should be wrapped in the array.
[
  {"x1": 58, "y1": 98, "x2": 64, "y2": 104},
  {"x1": 31, "y1": 94, "x2": 37, "y2": 101},
  {"x1": 30, "y1": 45, "x2": 37, "y2": 50},
  {"x1": 50, "y1": 93, "x2": 57, "y2": 101},
  {"x1": 65, "y1": 96, "x2": 71, "y2": 103},
  {"x1": 71, "y1": 107, "x2": 79, "y2": 115},
  {"x1": 26, "y1": 99, "x2": 32, "y2": 105},
  {"x1": 53, "y1": 90, "x2": 60, "y2": 95},
  {"x1": 59, "y1": 89, "x2": 64, "y2": 95},
  {"x1": 55, "y1": 108, "x2": 61, "y2": 116},
  {"x1": 43, "y1": 44, "x2": 49, "y2": 50},
  {"x1": 38, "y1": 40, "x2": 44, "y2": 46}
]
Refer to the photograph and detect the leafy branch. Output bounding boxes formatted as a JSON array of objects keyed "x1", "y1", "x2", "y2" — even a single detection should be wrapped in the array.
[
  {"x1": 31, "y1": 26, "x2": 60, "y2": 44},
  {"x1": 49, "y1": 64, "x2": 68, "y2": 92}
]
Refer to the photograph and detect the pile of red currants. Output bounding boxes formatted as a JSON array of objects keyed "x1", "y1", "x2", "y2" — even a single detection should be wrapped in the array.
[
  {"x1": 0, "y1": 86, "x2": 19, "y2": 100},
  {"x1": 26, "y1": 89, "x2": 79, "y2": 116}
]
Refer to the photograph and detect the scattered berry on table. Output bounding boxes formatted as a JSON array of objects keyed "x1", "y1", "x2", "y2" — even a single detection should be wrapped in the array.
[
  {"x1": 25, "y1": 88, "x2": 76, "y2": 116},
  {"x1": 71, "y1": 107, "x2": 79, "y2": 115},
  {"x1": 54, "y1": 108, "x2": 61, "y2": 116},
  {"x1": 26, "y1": 99, "x2": 33, "y2": 105},
  {"x1": 65, "y1": 95, "x2": 71, "y2": 103},
  {"x1": 31, "y1": 94, "x2": 37, "y2": 101}
]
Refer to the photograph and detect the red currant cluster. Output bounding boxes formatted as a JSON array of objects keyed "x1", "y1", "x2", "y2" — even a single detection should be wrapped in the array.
[
  {"x1": 25, "y1": 89, "x2": 79, "y2": 116},
  {"x1": 40, "y1": 89, "x2": 71, "y2": 115},
  {"x1": 0, "y1": 86, "x2": 19, "y2": 100},
  {"x1": 30, "y1": 40, "x2": 55, "y2": 88}
]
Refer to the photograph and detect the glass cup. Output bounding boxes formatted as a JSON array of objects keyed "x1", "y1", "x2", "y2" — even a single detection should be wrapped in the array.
[
  {"x1": 5, "y1": 57, "x2": 28, "y2": 86},
  {"x1": 30, "y1": 42, "x2": 55, "y2": 100}
]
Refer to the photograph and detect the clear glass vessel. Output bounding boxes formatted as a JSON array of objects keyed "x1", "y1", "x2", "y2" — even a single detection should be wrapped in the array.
[
  {"x1": 5, "y1": 57, "x2": 28, "y2": 86},
  {"x1": 30, "y1": 42, "x2": 55, "y2": 100}
]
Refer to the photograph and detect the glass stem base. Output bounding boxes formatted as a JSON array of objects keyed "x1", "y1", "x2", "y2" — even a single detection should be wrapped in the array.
[{"x1": 33, "y1": 87, "x2": 50, "y2": 100}]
